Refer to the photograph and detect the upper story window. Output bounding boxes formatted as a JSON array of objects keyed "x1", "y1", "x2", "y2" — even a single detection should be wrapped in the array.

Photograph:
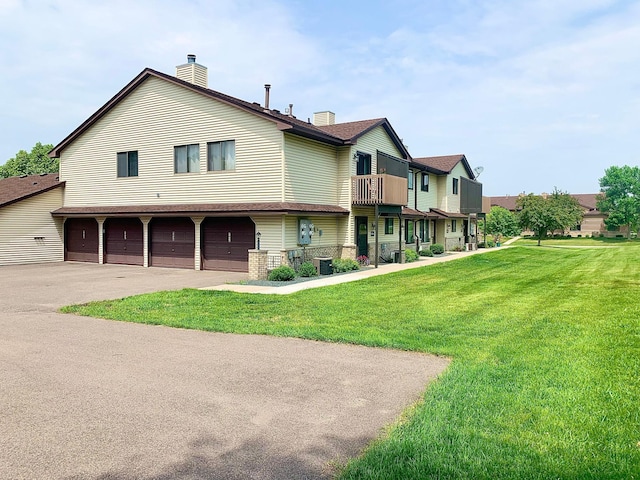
[
  {"x1": 421, "y1": 173, "x2": 429, "y2": 192},
  {"x1": 356, "y1": 152, "x2": 372, "y2": 175},
  {"x1": 453, "y1": 177, "x2": 459, "y2": 195},
  {"x1": 208, "y1": 140, "x2": 235, "y2": 171},
  {"x1": 174, "y1": 144, "x2": 200, "y2": 173},
  {"x1": 117, "y1": 151, "x2": 138, "y2": 177},
  {"x1": 408, "y1": 171, "x2": 414, "y2": 189}
]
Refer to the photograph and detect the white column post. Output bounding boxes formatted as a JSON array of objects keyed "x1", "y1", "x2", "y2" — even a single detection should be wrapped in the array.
[
  {"x1": 192, "y1": 217, "x2": 205, "y2": 271},
  {"x1": 97, "y1": 217, "x2": 106, "y2": 264},
  {"x1": 140, "y1": 217, "x2": 151, "y2": 267}
]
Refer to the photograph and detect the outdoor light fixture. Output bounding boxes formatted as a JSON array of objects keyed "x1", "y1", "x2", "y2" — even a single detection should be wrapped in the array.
[{"x1": 256, "y1": 231, "x2": 261, "y2": 250}]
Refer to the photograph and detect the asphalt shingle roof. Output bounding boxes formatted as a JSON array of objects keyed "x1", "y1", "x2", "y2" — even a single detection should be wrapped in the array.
[{"x1": 0, "y1": 173, "x2": 63, "y2": 208}]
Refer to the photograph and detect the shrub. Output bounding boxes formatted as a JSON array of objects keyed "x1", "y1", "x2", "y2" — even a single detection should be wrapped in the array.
[
  {"x1": 297, "y1": 261, "x2": 318, "y2": 278},
  {"x1": 332, "y1": 258, "x2": 360, "y2": 273},
  {"x1": 486, "y1": 239, "x2": 495, "y2": 248},
  {"x1": 268, "y1": 265, "x2": 296, "y2": 281},
  {"x1": 356, "y1": 255, "x2": 370, "y2": 266},
  {"x1": 452, "y1": 245, "x2": 464, "y2": 252},
  {"x1": 430, "y1": 243, "x2": 445, "y2": 255},
  {"x1": 419, "y1": 249, "x2": 434, "y2": 257},
  {"x1": 405, "y1": 249, "x2": 419, "y2": 262}
]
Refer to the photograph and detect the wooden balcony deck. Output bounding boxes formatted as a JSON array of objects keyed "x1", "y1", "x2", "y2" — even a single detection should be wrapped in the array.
[{"x1": 351, "y1": 174, "x2": 408, "y2": 206}]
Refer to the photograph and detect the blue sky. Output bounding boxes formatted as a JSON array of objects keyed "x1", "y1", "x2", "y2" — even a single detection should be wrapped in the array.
[{"x1": 1, "y1": 0, "x2": 638, "y2": 195}]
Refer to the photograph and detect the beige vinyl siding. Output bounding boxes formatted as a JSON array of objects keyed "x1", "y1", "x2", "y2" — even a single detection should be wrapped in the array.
[
  {"x1": 283, "y1": 134, "x2": 338, "y2": 204},
  {"x1": 253, "y1": 216, "x2": 284, "y2": 251},
  {"x1": 284, "y1": 215, "x2": 339, "y2": 249},
  {"x1": 436, "y1": 175, "x2": 448, "y2": 211},
  {"x1": 0, "y1": 189, "x2": 63, "y2": 265},
  {"x1": 351, "y1": 126, "x2": 404, "y2": 175},
  {"x1": 447, "y1": 163, "x2": 469, "y2": 213},
  {"x1": 60, "y1": 76, "x2": 284, "y2": 207},
  {"x1": 416, "y1": 172, "x2": 437, "y2": 211},
  {"x1": 346, "y1": 127, "x2": 405, "y2": 243}
]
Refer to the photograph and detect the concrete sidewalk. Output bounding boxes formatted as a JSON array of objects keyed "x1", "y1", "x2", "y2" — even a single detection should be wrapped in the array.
[{"x1": 207, "y1": 247, "x2": 496, "y2": 295}]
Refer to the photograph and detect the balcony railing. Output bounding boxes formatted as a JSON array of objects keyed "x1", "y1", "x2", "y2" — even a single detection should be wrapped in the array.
[{"x1": 351, "y1": 174, "x2": 408, "y2": 206}]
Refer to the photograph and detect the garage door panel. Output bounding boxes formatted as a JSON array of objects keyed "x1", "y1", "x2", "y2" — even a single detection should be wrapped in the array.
[
  {"x1": 202, "y1": 217, "x2": 254, "y2": 272},
  {"x1": 65, "y1": 218, "x2": 99, "y2": 263},
  {"x1": 105, "y1": 218, "x2": 143, "y2": 266},
  {"x1": 150, "y1": 218, "x2": 195, "y2": 269}
]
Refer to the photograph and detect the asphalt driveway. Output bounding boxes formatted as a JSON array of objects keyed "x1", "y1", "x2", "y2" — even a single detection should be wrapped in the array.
[{"x1": 0, "y1": 262, "x2": 449, "y2": 479}]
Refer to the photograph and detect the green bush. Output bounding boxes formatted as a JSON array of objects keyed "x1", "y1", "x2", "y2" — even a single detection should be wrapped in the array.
[
  {"x1": 268, "y1": 265, "x2": 296, "y2": 281},
  {"x1": 430, "y1": 243, "x2": 445, "y2": 255},
  {"x1": 297, "y1": 261, "x2": 318, "y2": 277},
  {"x1": 486, "y1": 239, "x2": 495, "y2": 248},
  {"x1": 332, "y1": 258, "x2": 360, "y2": 273},
  {"x1": 405, "y1": 249, "x2": 419, "y2": 262},
  {"x1": 419, "y1": 248, "x2": 434, "y2": 257}
]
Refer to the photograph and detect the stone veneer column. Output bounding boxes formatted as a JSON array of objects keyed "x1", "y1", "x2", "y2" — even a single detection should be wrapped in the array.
[
  {"x1": 341, "y1": 243, "x2": 356, "y2": 260},
  {"x1": 248, "y1": 249, "x2": 268, "y2": 280},
  {"x1": 140, "y1": 217, "x2": 151, "y2": 267},
  {"x1": 191, "y1": 217, "x2": 204, "y2": 271}
]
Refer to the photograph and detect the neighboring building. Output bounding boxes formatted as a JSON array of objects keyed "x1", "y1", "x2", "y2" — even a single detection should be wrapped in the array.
[
  {"x1": 409, "y1": 155, "x2": 483, "y2": 251},
  {"x1": 42, "y1": 55, "x2": 483, "y2": 278},
  {"x1": 490, "y1": 193, "x2": 617, "y2": 237},
  {"x1": 0, "y1": 173, "x2": 64, "y2": 265}
]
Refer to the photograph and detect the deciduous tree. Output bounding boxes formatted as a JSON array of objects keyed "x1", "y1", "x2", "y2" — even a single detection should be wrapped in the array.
[
  {"x1": 1, "y1": 142, "x2": 57, "y2": 178},
  {"x1": 517, "y1": 189, "x2": 584, "y2": 246},
  {"x1": 596, "y1": 165, "x2": 640, "y2": 238},
  {"x1": 485, "y1": 206, "x2": 520, "y2": 243}
]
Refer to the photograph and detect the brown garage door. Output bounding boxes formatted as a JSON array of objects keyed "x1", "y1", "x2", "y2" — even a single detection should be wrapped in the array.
[
  {"x1": 202, "y1": 217, "x2": 255, "y2": 272},
  {"x1": 104, "y1": 218, "x2": 144, "y2": 266},
  {"x1": 150, "y1": 217, "x2": 195, "y2": 269},
  {"x1": 65, "y1": 218, "x2": 99, "y2": 263}
]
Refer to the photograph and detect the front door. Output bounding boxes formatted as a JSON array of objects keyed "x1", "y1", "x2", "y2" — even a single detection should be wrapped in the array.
[{"x1": 356, "y1": 216, "x2": 368, "y2": 257}]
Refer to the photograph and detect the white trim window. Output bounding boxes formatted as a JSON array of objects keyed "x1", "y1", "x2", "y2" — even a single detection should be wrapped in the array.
[
  {"x1": 207, "y1": 140, "x2": 235, "y2": 171},
  {"x1": 174, "y1": 144, "x2": 200, "y2": 173}
]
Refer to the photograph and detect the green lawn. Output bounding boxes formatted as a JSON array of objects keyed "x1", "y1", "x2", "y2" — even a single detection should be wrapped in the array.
[
  {"x1": 514, "y1": 236, "x2": 637, "y2": 247},
  {"x1": 62, "y1": 245, "x2": 640, "y2": 479}
]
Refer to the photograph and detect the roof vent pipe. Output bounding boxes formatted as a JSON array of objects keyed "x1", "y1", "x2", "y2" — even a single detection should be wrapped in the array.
[
  {"x1": 264, "y1": 84, "x2": 271, "y2": 110},
  {"x1": 288, "y1": 103, "x2": 293, "y2": 117},
  {"x1": 187, "y1": 54, "x2": 196, "y2": 64}
]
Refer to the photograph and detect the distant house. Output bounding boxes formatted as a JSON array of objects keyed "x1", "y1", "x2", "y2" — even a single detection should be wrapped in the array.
[
  {"x1": 0, "y1": 173, "x2": 64, "y2": 265},
  {"x1": 490, "y1": 193, "x2": 616, "y2": 237}
]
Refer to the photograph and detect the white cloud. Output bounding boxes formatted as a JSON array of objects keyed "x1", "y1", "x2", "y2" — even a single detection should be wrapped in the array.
[{"x1": 1, "y1": 0, "x2": 638, "y2": 195}]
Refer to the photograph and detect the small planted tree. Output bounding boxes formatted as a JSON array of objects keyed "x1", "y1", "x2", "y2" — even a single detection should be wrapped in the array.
[{"x1": 485, "y1": 206, "x2": 520, "y2": 244}]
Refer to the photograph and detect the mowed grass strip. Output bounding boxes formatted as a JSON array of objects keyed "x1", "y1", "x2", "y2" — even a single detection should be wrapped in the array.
[{"x1": 62, "y1": 245, "x2": 640, "y2": 479}]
